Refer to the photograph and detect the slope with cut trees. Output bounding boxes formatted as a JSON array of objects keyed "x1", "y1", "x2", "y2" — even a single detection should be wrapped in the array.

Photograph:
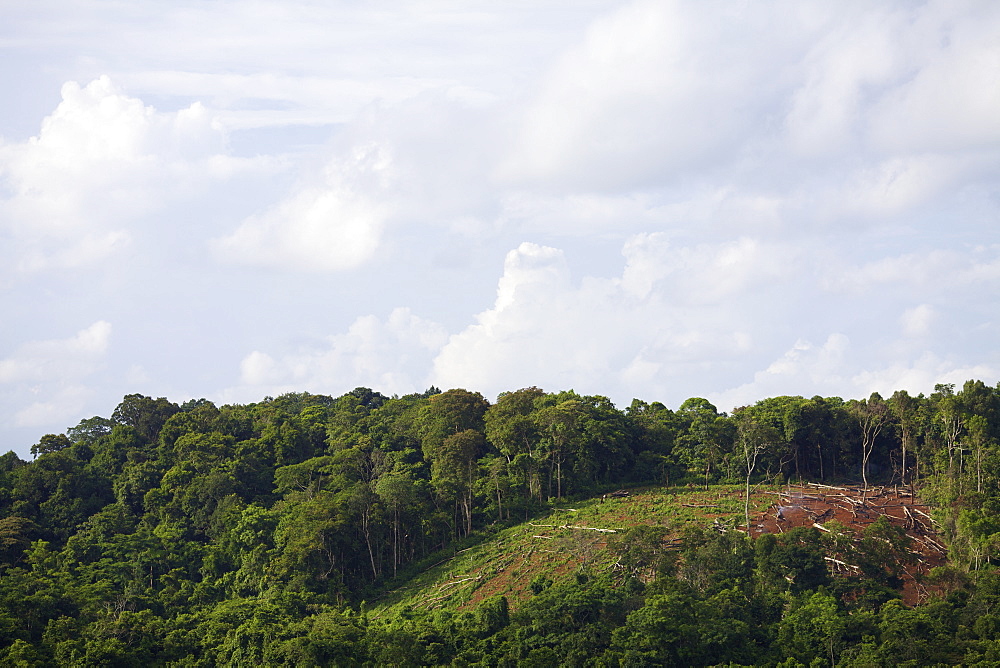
[{"x1": 0, "y1": 380, "x2": 998, "y2": 664}]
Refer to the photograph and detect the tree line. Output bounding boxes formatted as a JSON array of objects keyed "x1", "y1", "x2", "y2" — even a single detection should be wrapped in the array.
[{"x1": 0, "y1": 380, "x2": 998, "y2": 664}]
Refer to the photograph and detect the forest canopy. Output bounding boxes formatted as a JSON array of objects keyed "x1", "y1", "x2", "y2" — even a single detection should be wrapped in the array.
[{"x1": 1, "y1": 380, "x2": 1000, "y2": 665}]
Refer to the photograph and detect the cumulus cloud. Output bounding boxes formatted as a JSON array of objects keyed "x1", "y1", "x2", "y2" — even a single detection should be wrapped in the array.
[
  {"x1": 431, "y1": 236, "x2": 798, "y2": 402},
  {"x1": 494, "y1": 0, "x2": 1000, "y2": 243},
  {"x1": 4, "y1": 2, "x2": 1000, "y2": 458},
  {"x1": 0, "y1": 76, "x2": 278, "y2": 278},
  {"x1": 710, "y1": 326, "x2": 999, "y2": 413},
  {"x1": 851, "y1": 354, "x2": 996, "y2": 400},
  {"x1": 211, "y1": 142, "x2": 393, "y2": 271},
  {"x1": 0, "y1": 321, "x2": 112, "y2": 428},
  {"x1": 498, "y1": 1, "x2": 779, "y2": 191},
  {"x1": 709, "y1": 335, "x2": 852, "y2": 409},
  {"x1": 227, "y1": 307, "x2": 448, "y2": 400},
  {"x1": 429, "y1": 233, "x2": 1000, "y2": 410}
]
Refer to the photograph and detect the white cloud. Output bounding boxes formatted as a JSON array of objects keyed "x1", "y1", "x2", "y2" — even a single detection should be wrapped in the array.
[
  {"x1": 14, "y1": 385, "x2": 95, "y2": 430},
  {"x1": 3, "y1": 2, "x2": 1000, "y2": 457},
  {"x1": 0, "y1": 321, "x2": 112, "y2": 428},
  {"x1": 431, "y1": 236, "x2": 797, "y2": 402},
  {"x1": 710, "y1": 335, "x2": 852, "y2": 409},
  {"x1": 0, "y1": 321, "x2": 111, "y2": 384},
  {"x1": 900, "y1": 304, "x2": 935, "y2": 338},
  {"x1": 0, "y1": 76, "x2": 268, "y2": 275},
  {"x1": 867, "y1": 1, "x2": 1000, "y2": 154},
  {"x1": 851, "y1": 354, "x2": 996, "y2": 402},
  {"x1": 498, "y1": 1, "x2": 778, "y2": 191},
  {"x1": 711, "y1": 332, "x2": 998, "y2": 413},
  {"x1": 824, "y1": 246, "x2": 1000, "y2": 294},
  {"x1": 227, "y1": 307, "x2": 448, "y2": 401},
  {"x1": 783, "y1": 5, "x2": 902, "y2": 157},
  {"x1": 211, "y1": 142, "x2": 393, "y2": 272}
]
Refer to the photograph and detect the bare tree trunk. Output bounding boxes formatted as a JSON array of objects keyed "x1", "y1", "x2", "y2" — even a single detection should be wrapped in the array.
[
  {"x1": 744, "y1": 472, "x2": 753, "y2": 532},
  {"x1": 901, "y1": 432, "x2": 907, "y2": 486}
]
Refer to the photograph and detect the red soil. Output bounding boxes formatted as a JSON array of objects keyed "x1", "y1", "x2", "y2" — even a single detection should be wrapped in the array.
[{"x1": 750, "y1": 483, "x2": 947, "y2": 605}]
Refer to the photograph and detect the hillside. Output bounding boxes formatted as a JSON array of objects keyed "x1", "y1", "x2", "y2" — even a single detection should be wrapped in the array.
[
  {"x1": 1, "y1": 381, "x2": 998, "y2": 665},
  {"x1": 371, "y1": 482, "x2": 946, "y2": 616},
  {"x1": 370, "y1": 485, "x2": 755, "y2": 615}
]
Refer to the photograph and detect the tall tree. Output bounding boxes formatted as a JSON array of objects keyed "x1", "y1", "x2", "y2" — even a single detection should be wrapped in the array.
[
  {"x1": 111, "y1": 394, "x2": 181, "y2": 443},
  {"x1": 374, "y1": 472, "x2": 417, "y2": 575},
  {"x1": 535, "y1": 400, "x2": 586, "y2": 500},
  {"x1": 418, "y1": 389, "x2": 489, "y2": 463},
  {"x1": 935, "y1": 385, "x2": 965, "y2": 494},
  {"x1": 485, "y1": 387, "x2": 546, "y2": 505},
  {"x1": 733, "y1": 407, "x2": 778, "y2": 531},
  {"x1": 431, "y1": 430, "x2": 483, "y2": 537},
  {"x1": 850, "y1": 393, "x2": 890, "y2": 499},
  {"x1": 675, "y1": 398, "x2": 728, "y2": 488},
  {"x1": 889, "y1": 390, "x2": 918, "y2": 487}
]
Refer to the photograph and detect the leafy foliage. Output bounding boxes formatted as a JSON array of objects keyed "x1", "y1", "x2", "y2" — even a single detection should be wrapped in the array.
[{"x1": 1, "y1": 380, "x2": 1000, "y2": 664}]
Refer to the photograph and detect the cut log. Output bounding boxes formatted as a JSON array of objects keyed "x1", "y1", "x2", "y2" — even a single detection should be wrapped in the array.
[
  {"x1": 566, "y1": 525, "x2": 618, "y2": 533},
  {"x1": 529, "y1": 522, "x2": 617, "y2": 533},
  {"x1": 806, "y1": 482, "x2": 857, "y2": 492},
  {"x1": 824, "y1": 556, "x2": 860, "y2": 571}
]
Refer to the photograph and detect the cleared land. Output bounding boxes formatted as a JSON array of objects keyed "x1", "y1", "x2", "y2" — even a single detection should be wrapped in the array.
[
  {"x1": 754, "y1": 482, "x2": 946, "y2": 605},
  {"x1": 370, "y1": 483, "x2": 946, "y2": 616}
]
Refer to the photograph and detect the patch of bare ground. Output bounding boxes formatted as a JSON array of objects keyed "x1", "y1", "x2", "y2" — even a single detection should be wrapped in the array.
[
  {"x1": 750, "y1": 482, "x2": 947, "y2": 605},
  {"x1": 373, "y1": 484, "x2": 945, "y2": 617}
]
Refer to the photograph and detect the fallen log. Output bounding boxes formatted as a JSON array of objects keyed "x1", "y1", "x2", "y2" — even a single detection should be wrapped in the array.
[
  {"x1": 566, "y1": 525, "x2": 618, "y2": 533},
  {"x1": 806, "y1": 483, "x2": 857, "y2": 492},
  {"x1": 824, "y1": 556, "x2": 861, "y2": 571},
  {"x1": 909, "y1": 507, "x2": 939, "y2": 525},
  {"x1": 438, "y1": 576, "x2": 482, "y2": 589},
  {"x1": 529, "y1": 522, "x2": 618, "y2": 533}
]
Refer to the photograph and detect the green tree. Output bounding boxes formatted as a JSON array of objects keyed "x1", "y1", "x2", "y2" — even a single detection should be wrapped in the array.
[
  {"x1": 431, "y1": 430, "x2": 482, "y2": 538},
  {"x1": 30, "y1": 434, "x2": 72, "y2": 459},
  {"x1": 777, "y1": 590, "x2": 847, "y2": 666},
  {"x1": 535, "y1": 400, "x2": 586, "y2": 500},
  {"x1": 375, "y1": 471, "x2": 418, "y2": 576},
  {"x1": 485, "y1": 387, "x2": 546, "y2": 506},
  {"x1": 418, "y1": 389, "x2": 489, "y2": 463},
  {"x1": 111, "y1": 394, "x2": 180, "y2": 443}
]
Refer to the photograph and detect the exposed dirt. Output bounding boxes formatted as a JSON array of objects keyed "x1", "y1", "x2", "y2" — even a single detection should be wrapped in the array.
[
  {"x1": 749, "y1": 482, "x2": 948, "y2": 605},
  {"x1": 378, "y1": 484, "x2": 948, "y2": 616}
]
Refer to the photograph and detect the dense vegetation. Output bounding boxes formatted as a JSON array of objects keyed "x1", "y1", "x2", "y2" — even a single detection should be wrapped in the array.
[{"x1": 1, "y1": 380, "x2": 999, "y2": 665}]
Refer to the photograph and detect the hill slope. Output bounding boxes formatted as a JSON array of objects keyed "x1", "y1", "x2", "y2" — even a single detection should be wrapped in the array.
[
  {"x1": 372, "y1": 485, "x2": 781, "y2": 616},
  {"x1": 370, "y1": 482, "x2": 947, "y2": 617}
]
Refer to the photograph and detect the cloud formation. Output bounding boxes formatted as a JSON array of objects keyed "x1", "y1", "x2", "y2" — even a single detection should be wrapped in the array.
[
  {"x1": 229, "y1": 307, "x2": 448, "y2": 401},
  {"x1": 0, "y1": 321, "x2": 112, "y2": 428},
  {"x1": 212, "y1": 143, "x2": 393, "y2": 272},
  {"x1": 1, "y1": 1, "x2": 999, "y2": 456},
  {"x1": 0, "y1": 76, "x2": 263, "y2": 277}
]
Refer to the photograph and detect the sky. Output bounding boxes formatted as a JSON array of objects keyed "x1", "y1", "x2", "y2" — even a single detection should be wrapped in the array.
[{"x1": 2, "y1": 1, "x2": 999, "y2": 458}]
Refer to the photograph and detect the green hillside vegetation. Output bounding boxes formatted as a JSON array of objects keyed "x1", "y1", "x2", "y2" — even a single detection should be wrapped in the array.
[
  {"x1": 369, "y1": 485, "x2": 766, "y2": 618},
  {"x1": 0, "y1": 381, "x2": 999, "y2": 665}
]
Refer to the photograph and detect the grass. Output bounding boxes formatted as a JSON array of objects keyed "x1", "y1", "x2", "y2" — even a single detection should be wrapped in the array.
[{"x1": 366, "y1": 484, "x2": 776, "y2": 618}]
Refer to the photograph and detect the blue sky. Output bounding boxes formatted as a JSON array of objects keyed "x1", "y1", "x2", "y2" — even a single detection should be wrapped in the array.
[{"x1": 2, "y1": 1, "x2": 999, "y2": 458}]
